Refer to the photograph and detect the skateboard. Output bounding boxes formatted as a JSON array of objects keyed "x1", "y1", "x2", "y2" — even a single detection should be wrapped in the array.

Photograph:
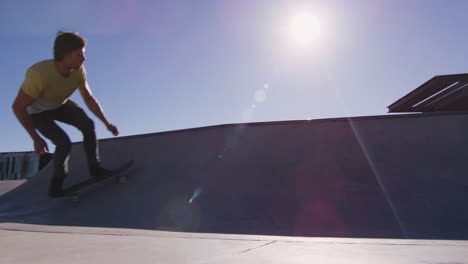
[{"x1": 63, "y1": 160, "x2": 134, "y2": 202}]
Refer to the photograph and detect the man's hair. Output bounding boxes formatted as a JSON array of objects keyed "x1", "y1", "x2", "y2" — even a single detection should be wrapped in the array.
[{"x1": 53, "y1": 31, "x2": 87, "y2": 61}]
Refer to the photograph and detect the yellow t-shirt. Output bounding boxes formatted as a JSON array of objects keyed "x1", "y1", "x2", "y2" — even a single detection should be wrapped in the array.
[{"x1": 20, "y1": 59, "x2": 86, "y2": 114}]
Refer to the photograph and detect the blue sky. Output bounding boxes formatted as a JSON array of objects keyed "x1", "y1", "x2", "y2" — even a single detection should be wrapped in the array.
[{"x1": 2, "y1": 0, "x2": 468, "y2": 152}]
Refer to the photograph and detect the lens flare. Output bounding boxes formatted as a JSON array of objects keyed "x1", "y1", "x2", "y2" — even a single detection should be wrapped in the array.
[{"x1": 189, "y1": 187, "x2": 203, "y2": 204}]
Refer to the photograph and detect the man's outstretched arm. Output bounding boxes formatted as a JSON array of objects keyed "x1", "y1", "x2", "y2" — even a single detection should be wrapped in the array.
[
  {"x1": 78, "y1": 82, "x2": 119, "y2": 136},
  {"x1": 12, "y1": 90, "x2": 49, "y2": 154}
]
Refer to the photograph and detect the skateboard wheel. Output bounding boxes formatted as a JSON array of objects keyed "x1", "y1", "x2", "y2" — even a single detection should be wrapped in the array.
[{"x1": 119, "y1": 176, "x2": 127, "y2": 184}]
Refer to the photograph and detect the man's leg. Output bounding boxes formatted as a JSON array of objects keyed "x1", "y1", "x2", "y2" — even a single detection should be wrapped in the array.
[
  {"x1": 30, "y1": 113, "x2": 71, "y2": 197},
  {"x1": 53, "y1": 100, "x2": 110, "y2": 176}
]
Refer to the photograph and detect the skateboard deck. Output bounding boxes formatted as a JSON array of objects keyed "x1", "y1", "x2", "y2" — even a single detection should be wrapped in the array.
[{"x1": 63, "y1": 160, "x2": 134, "y2": 202}]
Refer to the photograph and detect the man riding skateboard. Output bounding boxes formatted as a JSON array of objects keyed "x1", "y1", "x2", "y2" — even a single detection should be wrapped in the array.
[{"x1": 12, "y1": 31, "x2": 119, "y2": 197}]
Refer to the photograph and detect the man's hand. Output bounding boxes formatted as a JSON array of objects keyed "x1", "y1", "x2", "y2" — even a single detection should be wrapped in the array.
[
  {"x1": 34, "y1": 137, "x2": 49, "y2": 155},
  {"x1": 106, "y1": 123, "x2": 119, "y2": 136},
  {"x1": 78, "y1": 83, "x2": 119, "y2": 136},
  {"x1": 12, "y1": 90, "x2": 47, "y2": 153}
]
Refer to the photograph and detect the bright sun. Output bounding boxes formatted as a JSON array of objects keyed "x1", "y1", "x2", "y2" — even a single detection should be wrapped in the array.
[{"x1": 289, "y1": 12, "x2": 321, "y2": 46}]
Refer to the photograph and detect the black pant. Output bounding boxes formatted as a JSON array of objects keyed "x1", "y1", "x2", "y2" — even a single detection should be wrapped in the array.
[{"x1": 31, "y1": 100, "x2": 100, "y2": 182}]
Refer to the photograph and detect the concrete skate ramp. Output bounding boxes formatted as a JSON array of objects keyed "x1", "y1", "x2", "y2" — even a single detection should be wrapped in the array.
[{"x1": 1, "y1": 113, "x2": 468, "y2": 239}]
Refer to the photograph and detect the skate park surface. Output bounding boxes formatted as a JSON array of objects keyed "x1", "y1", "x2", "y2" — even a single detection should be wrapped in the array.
[{"x1": 1, "y1": 112, "x2": 468, "y2": 263}]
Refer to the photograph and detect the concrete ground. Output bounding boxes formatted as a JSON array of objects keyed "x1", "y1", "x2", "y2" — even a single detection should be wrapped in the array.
[
  {"x1": 1, "y1": 223, "x2": 468, "y2": 264},
  {"x1": 0, "y1": 180, "x2": 25, "y2": 196}
]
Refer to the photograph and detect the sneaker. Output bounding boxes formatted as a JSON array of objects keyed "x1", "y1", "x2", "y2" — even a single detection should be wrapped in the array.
[
  {"x1": 48, "y1": 178, "x2": 65, "y2": 198},
  {"x1": 48, "y1": 187, "x2": 65, "y2": 198},
  {"x1": 90, "y1": 166, "x2": 113, "y2": 178}
]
